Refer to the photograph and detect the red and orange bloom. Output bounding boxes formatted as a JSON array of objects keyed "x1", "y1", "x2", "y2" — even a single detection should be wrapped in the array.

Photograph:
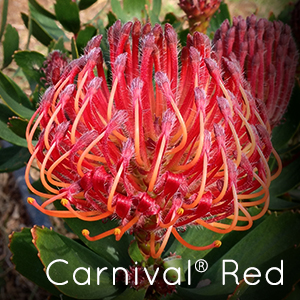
[
  {"x1": 26, "y1": 19, "x2": 297, "y2": 259},
  {"x1": 213, "y1": 15, "x2": 299, "y2": 127}
]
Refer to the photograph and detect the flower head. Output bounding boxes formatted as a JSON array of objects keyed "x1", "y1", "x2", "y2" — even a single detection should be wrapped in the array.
[
  {"x1": 26, "y1": 19, "x2": 296, "y2": 258},
  {"x1": 41, "y1": 50, "x2": 69, "y2": 86},
  {"x1": 213, "y1": 15, "x2": 298, "y2": 127},
  {"x1": 179, "y1": 0, "x2": 222, "y2": 33}
]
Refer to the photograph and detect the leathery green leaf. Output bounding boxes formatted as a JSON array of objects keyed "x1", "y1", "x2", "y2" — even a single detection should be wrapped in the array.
[{"x1": 32, "y1": 226, "x2": 123, "y2": 299}]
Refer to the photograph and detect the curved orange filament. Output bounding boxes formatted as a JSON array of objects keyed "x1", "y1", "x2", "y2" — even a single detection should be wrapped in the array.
[
  {"x1": 270, "y1": 148, "x2": 282, "y2": 180},
  {"x1": 115, "y1": 215, "x2": 140, "y2": 241},
  {"x1": 148, "y1": 136, "x2": 166, "y2": 192},
  {"x1": 250, "y1": 176, "x2": 270, "y2": 221},
  {"x1": 44, "y1": 104, "x2": 62, "y2": 150},
  {"x1": 61, "y1": 199, "x2": 113, "y2": 221},
  {"x1": 254, "y1": 108, "x2": 271, "y2": 134},
  {"x1": 28, "y1": 197, "x2": 108, "y2": 218},
  {"x1": 27, "y1": 197, "x2": 85, "y2": 218},
  {"x1": 107, "y1": 77, "x2": 119, "y2": 121},
  {"x1": 77, "y1": 132, "x2": 105, "y2": 177},
  {"x1": 197, "y1": 184, "x2": 239, "y2": 233},
  {"x1": 107, "y1": 163, "x2": 124, "y2": 212},
  {"x1": 46, "y1": 150, "x2": 72, "y2": 188},
  {"x1": 75, "y1": 71, "x2": 88, "y2": 113},
  {"x1": 150, "y1": 226, "x2": 173, "y2": 259},
  {"x1": 71, "y1": 97, "x2": 90, "y2": 145},
  {"x1": 25, "y1": 146, "x2": 54, "y2": 198},
  {"x1": 26, "y1": 109, "x2": 41, "y2": 154},
  {"x1": 82, "y1": 227, "x2": 121, "y2": 242},
  {"x1": 134, "y1": 96, "x2": 144, "y2": 167},
  {"x1": 226, "y1": 203, "x2": 253, "y2": 230},
  {"x1": 257, "y1": 146, "x2": 271, "y2": 188},
  {"x1": 212, "y1": 148, "x2": 229, "y2": 204},
  {"x1": 236, "y1": 110, "x2": 257, "y2": 158},
  {"x1": 177, "y1": 111, "x2": 204, "y2": 171},
  {"x1": 167, "y1": 96, "x2": 188, "y2": 155},
  {"x1": 40, "y1": 143, "x2": 60, "y2": 194},
  {"x1": 239, "y1": 84, "x2": 251, "y2": 121},
  {"x1": 172, "y1": 228, "x2": 222, "y2": 250},
  {"x1": 41, "y1": 191, "x2": 68, "y2": 208},
  {"x1": 159, "y1": 208, "x2": 184, "y2": 228},
  {"x1": 228, "y1": 120, "x2": 242, "y2": 167},
  {"x1": 219, "y1": 80, "x2": 233, "y2": 114},
  {"x1": 52, "y1": 76, "x2": 70, "y2": 112},
  {"x1": 183, "y1": 153, "x2": 208, "y2": 209},
  {"x1": 238, "y1": 172, "x2": 267, "y2": 201},
  {"x1": 171, "y1": 102, "x2": 196, "y2": 143}
]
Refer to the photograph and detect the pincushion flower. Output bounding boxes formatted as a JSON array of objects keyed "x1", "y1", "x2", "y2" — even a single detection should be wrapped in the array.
[
  {"x1": 26, "y1": 19, "x2": 297, "y2": 259},
  {"x1": 213, "y1": 15, "x2": 298, "y2": 127}
]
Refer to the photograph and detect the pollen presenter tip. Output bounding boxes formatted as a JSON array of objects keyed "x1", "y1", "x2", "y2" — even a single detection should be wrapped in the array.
[
  {"x1": 60, "y1": 199, "x2": 69, "y2": 206},
  {"x1": 215, "y1": 240, "x2": 222, "y2": 248},
  {"x1": 27, "y1": 197, "x2": 35, "y2": 205},
  {"x1": 82, "y1": 229, "x2": 90, "y2": 236}
]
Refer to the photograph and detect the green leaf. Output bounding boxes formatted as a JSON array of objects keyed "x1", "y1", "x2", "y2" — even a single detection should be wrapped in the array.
[
  {"x1": 0, "y1": 145, "x2": 30, "y2": 172},
  {"x1": 8, "y1": 116, "x2": 30, "y2": 139},
  {"x1": 177, "y1": 212, "x2": 300, "y2": 299},
  {"x1": 113, "y1": 287, "x2": 146, "y2": 300},
  {"x1": 54, "y1": 0, "x2": 80, "y2": 34},
  {"x1": 0, "y1": 83, "x2": 35, "y2": 120},
  {"x1": 110, "y1": 0, "x2": 127, "y2": 22},
  {"x1": 0, "y1": 103, "x2": 13, "y2": 122},
  {"x1": 29, "y1": 0, "x2": 57, "y2": 20},
  {"x1": 277, "y1": 2, "x2": 294, "y2": 24},
  {"x1": 2, "y1": 24, "x2": 19, "y2": 69},
  {"x1": 271, "y1": 83, "x2": 300, "y2": 151},
  {"x1": 31, "y1": 178, "x2": 48, "y2": 194},
  {"x1": 269, "y1": 155, "x2": 300, "y2": 197},
  {"x1": 78, "y1": 0, "x2": 97, "y2": 10},
  {"x1": 0, "y1": 71, "x2": 33, "y2": 109},
  {"x1": 76, "y1": 26, "x2": 97, "y2": 55},
  {"x1": 48, "y1": 37, "x2": 66, "y2": 52},
  {"x1": 32, "y1": 226, "x2": 122, "y2": 299},
  {"x1": 241, "y1": 246, "x2": 300, "y2": 300},
  {"x1": 9, "y1": 227, "x2": 60, "y2": 296},
  {"x1": 123, "y1": 0, "x2": 146, "y2": 21},
  {"x1": 227, "y1": 278, "x2": 253, "y2": 300},
  {"x1": 285, "y1": 283, "x2": 300, "y2": 300},
  {"x1": 21, "y1": 13, "x2": 54, "y2": 47},
  {"x1": 14, "y1": 50, "x2": 45, "y2": 91},
  {"x1": 29, "y1": 3, "x2": 68, "y2": 42},
  {"x1": 148, "y1": 0, "x2": 161, "y2": 24},
  {"x1": 207, "y1": 2, "x2": 231, "y2": 38},
  {"x1": 56, "y1": 204, "x2": 133, "y2": 268},
  {"x1": 0, "y1": 0, "x2": 8, "y2": 41},
  {"x1": 128, "y1": 240, "x2": 145, "y2": 263},
  {"x1": 165, "y1": 227, "x2": 223, "y2": 273},
  {"x1": 269, "y1": 196, "x2": 300, "y2": 210},
  {"x1": 0, "y1": 121, "x2": 29, "y2": 147},
  {"x1": 162, "y1": 12, "x2": 182, "y2": 30}
]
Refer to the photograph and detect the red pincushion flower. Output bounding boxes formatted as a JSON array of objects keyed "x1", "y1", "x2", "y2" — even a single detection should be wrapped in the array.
[
  {"x1": 212, "y1": 15, "x2": 299, "y2": 127},
  {"x1": 26, "y1": 19, "x2": 297, "y2": 258},
  {"x1": 41, "y1": 50, "x2": 69, "y2": 86}
]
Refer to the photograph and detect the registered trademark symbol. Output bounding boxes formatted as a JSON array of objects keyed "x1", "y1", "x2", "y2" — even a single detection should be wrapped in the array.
[{"x1": 194, "y1": 259, "x2": 208, "y2": 273}]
